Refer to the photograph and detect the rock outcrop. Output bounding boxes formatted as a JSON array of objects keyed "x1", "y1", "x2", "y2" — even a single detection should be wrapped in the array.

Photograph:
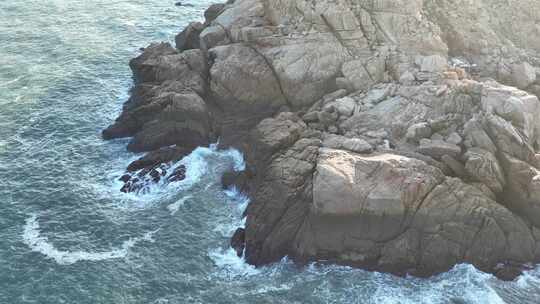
[{"x1": 104, "y1": 0, "x2": 540, "y2": 280}]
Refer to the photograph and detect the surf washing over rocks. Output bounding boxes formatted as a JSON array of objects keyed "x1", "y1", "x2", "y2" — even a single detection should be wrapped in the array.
[
  {"x1": 4, "y1": 0, "x2": 540, "y2": 303},
  {"x1": 104, "y1": 0, "x2": 540, "y2": 282}
]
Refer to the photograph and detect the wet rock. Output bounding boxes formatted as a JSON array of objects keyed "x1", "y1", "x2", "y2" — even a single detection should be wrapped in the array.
[
  {"x1": 168, "y1": 165, "x2": 187, "y2": 183},
  {"x1": 119, "y1": 174, "x2": 131, "y2": 183},
  {"x1": 222, "y1": 170, "x2": 250, "y2": 194},
  {"x1": 126, "y1": 146, "x2": 190, "y2": 172},
  {"x1": 120, "y1": 177, "x2": 143, "y2": 194},
  {"x1": 494, "y1": 262, "x2": 533, "y2": 281},
  {"x1": 231, "y1": 228, "x2": 246, "y2": 257}
]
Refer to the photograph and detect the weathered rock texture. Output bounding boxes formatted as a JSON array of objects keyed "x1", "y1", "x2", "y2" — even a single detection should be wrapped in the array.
[{"x1": 104, "y1": 0, "x2": 540, "y2": 280}]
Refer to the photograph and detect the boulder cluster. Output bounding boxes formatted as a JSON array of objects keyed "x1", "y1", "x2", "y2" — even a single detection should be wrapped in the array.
[{"x1": 104, "y1": 0, "x2": 540, "y2": 280}]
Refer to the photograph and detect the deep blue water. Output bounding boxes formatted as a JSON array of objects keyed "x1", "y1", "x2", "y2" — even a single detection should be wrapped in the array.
[{"x1": 2, "y1": 1, "x2": 540, "y2": 303}]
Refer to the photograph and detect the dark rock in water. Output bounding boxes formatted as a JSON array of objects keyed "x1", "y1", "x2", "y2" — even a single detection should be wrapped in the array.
[
  {"x1": 221, "y1": 170, "x2": 250, "y2": 194},
  {"x1": 493, "y1": 262, "x2": 533, "y2": 281},
  {"x1": 120, "y1": 177, "x2": 143, "y2": 193},
  {"x1": 175, "y1": 22, "x2": 204, "y2": 51},
  {"x1": 449, "y1": 298, "x2": 467, "y2": 304},
  {"x1": 231, "y1": 228, "x2": 246, "y2": 257},
  {"x1": 149, "y1": 168, "x2": 161, "y2": 183},
  {"x1": 119, "y1": 174, "x2": 131, "y2": 183},
  {"x1": 118, "y1": 146, "x2": 191, "y2": 193},
  {"x1": 168, "y1": 165, "x2": 187, "y2": 183},
  {"x1": 127, "y1": 146, "x2": 190, "y2": 172},
  {"x1": 120, "y1": 163, "x2": 186, "y2": 194},
  {"x1": 495, "y1": 267, "x2": 523, "y2": 282}
]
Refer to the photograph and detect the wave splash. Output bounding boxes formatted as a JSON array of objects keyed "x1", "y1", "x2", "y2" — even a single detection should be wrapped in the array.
[{"x1": 22, "y1": 214, "x2": 156, "y2": 265}]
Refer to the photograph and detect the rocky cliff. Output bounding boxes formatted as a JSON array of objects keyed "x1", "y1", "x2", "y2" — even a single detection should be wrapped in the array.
[{"x1": 104, "y1": 0, "x2": 540, "y2": 280}]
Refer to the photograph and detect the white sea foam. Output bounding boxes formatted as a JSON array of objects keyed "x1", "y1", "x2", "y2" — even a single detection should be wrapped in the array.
[
  {"x1": 103, "y1": 144, "x2": 246, "y2": 207},
  {"x1": 22, "y1": 214, "x2": 155, "y2": 265},
  {"x1": 0, "y1": 76, "x2": 23, "y2": 87},
  {"x1": 224, "y1": 186, "x2": 250, "y2": 216},
  {"x1": 365, "y1": 264, "x2": 506, "y2": 304},
  {"x1": 208, "y1": 247, "x2": 260, "y2": 279},
  {"x1": 167, "y1": 195, "x2": 193, "y2": 215}
]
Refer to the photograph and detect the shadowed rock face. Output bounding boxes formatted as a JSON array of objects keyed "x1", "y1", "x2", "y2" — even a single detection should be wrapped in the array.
[{"x1": 103, "y1": 0, "x2": 540, "y2": 280}]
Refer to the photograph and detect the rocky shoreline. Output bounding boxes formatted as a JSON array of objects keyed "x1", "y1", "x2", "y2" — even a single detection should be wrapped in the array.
[{"x1": 104, "y1": 0, "x2": 540, "y2": 280}]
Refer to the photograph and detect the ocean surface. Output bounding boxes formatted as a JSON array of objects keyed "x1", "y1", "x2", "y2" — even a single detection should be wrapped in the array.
[{"x1": 2, "y1": 1, "x2": 540, "y2": 303}]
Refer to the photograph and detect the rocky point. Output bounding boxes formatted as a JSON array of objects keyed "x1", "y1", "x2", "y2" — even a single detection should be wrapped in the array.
[{"x1": 104, "y1": 0, "x2": 540, "y2": 280}]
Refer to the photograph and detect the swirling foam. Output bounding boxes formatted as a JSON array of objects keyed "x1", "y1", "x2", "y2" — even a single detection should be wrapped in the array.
[
  {"x1": 208, "y1": 247, "x2": 260, "y2": 279},
  {"x1": 22, "y1": 214, "x2": 155, "y2": 265},
  {"x1": 167, "y1": 195, "x2": 193, "y2": 215},
  {"x1": 94, "y1": 144, "x2": 246, "y2": 210}
]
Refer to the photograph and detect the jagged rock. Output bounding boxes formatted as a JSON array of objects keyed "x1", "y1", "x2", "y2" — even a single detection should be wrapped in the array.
[
  {"x1": 127, "y1": 92, "x2": 211, "y2": 152},
  {"x1": 103, "y1": 0, "x2": 540, "y2": 281},
  {"x1": 342, "y1": 138, "x2": 373, "y2": 154},
  {"x1": 118, "y1": 146, "x2": 191, "y2": 193},
  {"x1": 200, "y1": 26, "x2": 230, "y2": 50},
  {"x1": 323, "y1": 96, "x2": 356, "y2": 117},
  {"x1": 204, "y1": 3, "x2": 226, "y2": 25},
  {"x1": 323, "y1": 134, "x2": 372, "y2": 154},
  {"x1": 441, "y1": 154, "x2": 467, "y2": 177},
  {"x1": 302, "y1": 111, "x2": 319, "y2": 123},
  {"x1": 342, "y1": 57, "x2": 386, "y2": 91},
  {"x1": 417, "y1": 55, "x2": 448, "y2": 73},
  {"x1": 446, "y1": 132, "x2": 463, "y2": 145},
  {"x1": 399, "y1": 71, "x2": 416, "y2": 85},
  {"x1": 512, "y1": 62, "x2": 537, "y2": 89},
  {"x1": 127, "y1": 146, "x2": 191, "y2": 172},
  {"x1": 244, "y1": 123, "x2": 321, "y2": 265},
  {"x1": 465, "y1": 148, "x2": 506, "y2": 194},
  {"x1": 245, "y1": 148, "x2": 536, "y2": 279},
  {"x1": 175, "y1": 22, "x2": 204, "y2": 51},
  {"x1": 168, "y1": 165, "x2": 187, "y2": 183},
  {"x1": 463, "y1": 119, "x2": 497, "y2": 153},
  {"x1": 406, "y1": 123, "x2": 432, "y2": 142},
  {"x1": 317, "y1": 110, "x2": 338, "y2": 127},
  {"x1": 129, "y1": 44, "x2": 207, "y2": 85},
  {"x1": 209, "y1": 44, "x2": 286, "y2": 110},
  {"x1": 417, "y1": 140, "x2": 462, "y2": 160},
  {"x1": 499, "y1": 153, "x2": 540, "y2": 227}
]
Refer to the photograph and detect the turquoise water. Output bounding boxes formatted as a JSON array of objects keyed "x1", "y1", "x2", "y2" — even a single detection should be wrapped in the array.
[{"x1": 2, "y1": 1, "x2": 540, "y2": 303}]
